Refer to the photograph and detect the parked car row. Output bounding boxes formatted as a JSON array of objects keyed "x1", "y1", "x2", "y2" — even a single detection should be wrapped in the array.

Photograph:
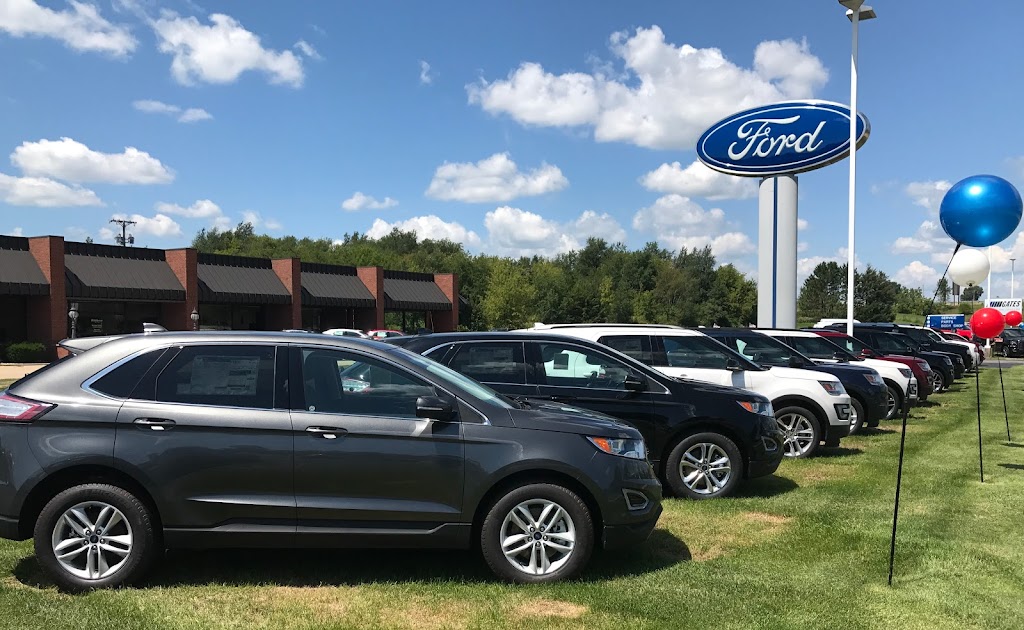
[{"x1": 0, "y1": 319, "x2": 976, "y2": 591}]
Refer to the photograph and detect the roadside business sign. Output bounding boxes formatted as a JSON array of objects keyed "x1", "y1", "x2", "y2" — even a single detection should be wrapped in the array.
[
  {"x1": 925, "y1": 314, "x2": 965, "y2": 330},
  {"x1": 985, "y1": 298, "x2": 1023, "y2": 315},
  {"x1": 696, "y1": 100, "x2": 870, "y2": 177}
]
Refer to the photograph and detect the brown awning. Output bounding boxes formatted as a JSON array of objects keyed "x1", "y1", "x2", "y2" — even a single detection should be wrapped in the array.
[
  {"x1": 0, "y1": 237, "x2": 47, "y2": 296},
  {"x1": 383, "y1": 271, "x2": 451, "y2": 311},
  {"x1": 198, "y1": 254, "x2": 289, "y2": 305},
  {"x1": 301, "y1": 263, "x2": 374, "y2": 308},
  {"x1": 64, "y1": 243, "x2": 184, "y2": 301}
]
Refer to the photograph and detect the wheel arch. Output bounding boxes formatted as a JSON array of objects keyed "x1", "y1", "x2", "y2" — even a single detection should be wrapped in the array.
[
  {"x1": 772, "y1": 395, "x2": 829, "y2": 431},
  {"x1": 18, "y1": 465, "x2": 162, "y2": 541},
  {"x1": 471, "y1": 469, "x2": 604, "y2": 550}
]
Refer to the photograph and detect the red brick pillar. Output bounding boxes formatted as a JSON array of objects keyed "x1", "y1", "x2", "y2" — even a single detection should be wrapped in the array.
[
  {"x1": 357, "y1": 266, "x2": 385, "y2": 330},
  {"x1": 271, "y1": 258, "x2": 302, "y2": 330},
  {"x1": 433, "y1": 273, "x2": 459, "y2": 332},
  {"x1": 27, "y1": 236, "x2": 66, "y2": 359},
  {"x1": 164, "y1": 248, "x2": 198, "y2": 331}
]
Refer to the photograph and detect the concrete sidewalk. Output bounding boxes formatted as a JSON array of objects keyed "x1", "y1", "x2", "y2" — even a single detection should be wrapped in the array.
[{"x1": 0, "y1": 364, "x2": 45, "y2": 380}]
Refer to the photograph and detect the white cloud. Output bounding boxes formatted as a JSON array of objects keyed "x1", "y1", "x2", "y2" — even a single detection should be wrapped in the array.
[
  {"x1": 240, "y1": 210, "x2": 282, "y2": 231},
  {"x1": 571, "y1": 210, "x2": 627, "y2": 244},
  {"x1": 8, "y1": 227, "x2": 23, "y2": 236},
  {"x1": 11, "y1": 137, "x2": 173, "y2": 184},
  {"x1": 798, "y1": 241, "x2": 809, "y2": 253},
  {"x1": 798, "y1": 218, "x2": 809, "y2": 231},
  {"x1": 0, "y1": 0, "x2": 137, "y2": 56},
  {"x1": 133, "y1": 99, "x2": 212, "y2": 123},
  {"x1": 366, "y1": 215, "x2": 482, "y2": 248},
  {"x1": 468, "y1": 27, "x2": 827, "y2": 149},
  {"x1": 797, "y1": 247, "x2": 863, "y2": 283},
  {"x1": 631, "y1": 194, "x2": 754, "y2": 259},
  {"x1": 484, "y1": 206, "x2": 579, "y2": 257},
  {"x1": 890, "y1": 220, "x2": 951, "y2": 258},
  {"x1": 156, "y1": 198, "x2": 219, "y2": 217},
  {"x1": 905, "y1": 180, "x2": 952, "y2": 215},
  {"x1": 425, "y1": 152, "x2": 568, "y2": 203},
  {"x1": 419, "y1": 60, "x2": 435, "y2": 85},
  {"x1": 640, "y1": 160, "x2": 756, "y2": 200},
  {"x1": 294, "y1": 39, "x2": 321, "y2": 60},
  {"x1": 341, "y1": 192, "x2": 398, "y2": 211},
  {"x1": 102, "y1": 213, "x2": 182, "y2": 239},
  {"x1": 895, "y1": 261, "x2": 939, "y2": 291},
  {"x1": 152, "y1": 12, "x2": 304, "y2": 87},
  {"x1": 0, "y1": 172, "x2": 102, "y2": 206}
]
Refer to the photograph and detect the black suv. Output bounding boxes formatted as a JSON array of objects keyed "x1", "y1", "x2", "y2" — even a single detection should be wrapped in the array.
[
  {"x1": 385, "y1": 332, "x2": 785, "y2": 501},
  {"x1": 0, "y1": 332, "x2": 662, "y2": 590}
]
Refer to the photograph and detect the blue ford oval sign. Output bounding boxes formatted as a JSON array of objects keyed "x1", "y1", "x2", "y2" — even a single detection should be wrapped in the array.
[{"x1": 696, "y1": 100, "x2": 870, "y2": 177}]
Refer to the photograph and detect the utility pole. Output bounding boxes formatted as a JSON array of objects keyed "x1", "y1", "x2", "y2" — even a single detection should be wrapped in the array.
[{"x1": 109, "y1": 218, "x2": 136, "y2": 247}]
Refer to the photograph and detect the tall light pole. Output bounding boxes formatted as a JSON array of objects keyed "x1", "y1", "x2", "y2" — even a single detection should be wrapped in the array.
[
  {"x1": 1011, "y1": 258, "x2": 1016, "y2": 299},
  {"x1": 839, "y1": 0, "x2": 876, "y2": 336}
]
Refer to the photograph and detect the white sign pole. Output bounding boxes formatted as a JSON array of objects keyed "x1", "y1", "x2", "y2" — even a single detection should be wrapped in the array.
[
  {"x1": 758, "y1": 175, "x2": 798, "y2": 328},
  {"x1": 845, "y1": 7, "x2": 860, "y2": 337}
]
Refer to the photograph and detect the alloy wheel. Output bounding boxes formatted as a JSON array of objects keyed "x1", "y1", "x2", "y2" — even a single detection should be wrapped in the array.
[
  {"x1": 777, "y1": 413, "x2": 815, "y2": 457},
  {"x1": 929, "y1": 372, "x2": 943, "y2": 394},
  {"x1": 885, "y1": 389, "x2": 898, "y2": 420},
  {"x1": 500, "y1": 499, "x2": 575, "y2": 576},
  {"x1": 51, "y1": 501, "x2": 133, "y2": 581},
  {"x1": 678, "y1": 442, "x2": 733, "y2": 496}
]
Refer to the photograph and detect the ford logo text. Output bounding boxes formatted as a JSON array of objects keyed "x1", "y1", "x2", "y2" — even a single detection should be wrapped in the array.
[{"x1": 696, "y1": 101, "x2": 870, "y2": 177}]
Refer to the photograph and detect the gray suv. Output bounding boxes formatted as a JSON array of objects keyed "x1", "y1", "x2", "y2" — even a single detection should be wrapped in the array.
[{"x1": 0, "y1": 332, "x2": 661, "y2": 591}]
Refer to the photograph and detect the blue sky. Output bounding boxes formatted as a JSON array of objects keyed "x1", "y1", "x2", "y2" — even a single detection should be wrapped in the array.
[{"x1": 2, "y1": 0, "x2": 1024, "y2": 297}]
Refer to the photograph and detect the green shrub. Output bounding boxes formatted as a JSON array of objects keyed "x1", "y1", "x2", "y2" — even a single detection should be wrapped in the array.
[{"x1": 5, "y1": 342, "x2": 47, "y2": 363}]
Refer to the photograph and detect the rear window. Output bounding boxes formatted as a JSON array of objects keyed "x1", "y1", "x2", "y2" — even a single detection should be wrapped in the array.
[{"x1": 89, "y1": 349, "x2": 167, "y2": 398}]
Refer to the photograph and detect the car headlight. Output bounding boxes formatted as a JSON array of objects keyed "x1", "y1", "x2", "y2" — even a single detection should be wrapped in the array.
[
  {"x1": 863, "y1": 373, "x2": 884, "y2": 386},
  {"x1": 738, "y1": 400, "x2": 774, "y2": 416},
  {"x1": 942, "y1": 357, "x2": 953, "y2": 366},
  {"x1": 897, "y1": 367, "x2": 912, "y2": 378},
  {"x1": 819, "y1": 380, "x2": 846, "y2": 396},
  {"x1": 587, "y1": 436, "x2": 646, "y2": 460}
]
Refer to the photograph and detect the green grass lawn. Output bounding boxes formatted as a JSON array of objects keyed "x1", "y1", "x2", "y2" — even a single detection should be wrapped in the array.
[{"x1": 1, "y1": 371, "x2": 1024, "y2": 629}]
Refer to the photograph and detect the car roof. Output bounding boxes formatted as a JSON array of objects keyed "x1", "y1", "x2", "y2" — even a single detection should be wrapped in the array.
[{"x1": 756, "y1": 329, "x2": 819, "y2": 338}]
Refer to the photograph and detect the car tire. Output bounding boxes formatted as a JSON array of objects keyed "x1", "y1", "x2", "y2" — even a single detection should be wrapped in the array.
[
  {"x1": 33, "y1": 483, "x2": 158, "y2": 592},
  {"x1": 929, "y1": 371, "x2": 943, "y2": 394},
  {"x1": 664, "y1": 433, "x2": 744, "y2": 500},
  {"x1": 883, "y1": 384, "x2": 902, "y2": 422},
  {"x1": 480, "y1": 483, "x2": 593, "y2": 584},
  {"x1": 850, "y1": 398, "x2": 867, "y2": 433},
  {"x1": 774, "y1": 405, "x2": 822, "y2": 459}
]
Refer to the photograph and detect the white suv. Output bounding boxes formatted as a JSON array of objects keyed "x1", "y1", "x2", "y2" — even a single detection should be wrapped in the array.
[
  {"x1": 757, "y1": 329, "x2": 917, "y2": 420},
  {"x1": 523, "y1": 324, "x2": 852, "y2": 458}
]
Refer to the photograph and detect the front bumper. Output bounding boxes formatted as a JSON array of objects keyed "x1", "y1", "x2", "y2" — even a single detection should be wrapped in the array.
[
  {"x1": 603, "y1": 470, "x2": 663, "y2": 550},
  {"x1": 824, "y1": 403, "x2": 852, "y2": 445},
  {"x1": 603, "y1": 505, "x2": 662, "y2": 549},
  {"x1": 748, "y1": 418, "x2": 784, "y2": 478}
]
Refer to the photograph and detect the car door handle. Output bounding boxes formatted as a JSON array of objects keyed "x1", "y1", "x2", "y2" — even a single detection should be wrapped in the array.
[
  {"x1": 305, "y1": 426, "x2": 347, "y2": 439},
  {"x1": 133, "y1": 417, "x2": 176, "y2": 431}
]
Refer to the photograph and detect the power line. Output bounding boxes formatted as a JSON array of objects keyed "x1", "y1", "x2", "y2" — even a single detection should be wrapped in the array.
[{"x1": 109, "y1": 218, "x2": 136, "y2": 247}]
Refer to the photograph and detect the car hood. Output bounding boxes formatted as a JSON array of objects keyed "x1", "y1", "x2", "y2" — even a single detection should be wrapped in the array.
[
  {"x1": 766, "y1": 366, "x2": 840, "y2": 382},
  {"x1": 508, "y1": 403, "x2": 641, "y2": 439},
  {"x1": 667, "y1": 376, "x2": 766, "y2": 401},
  {"x1": 809, "y1": 362, "x2": 880, "y2": 378}
]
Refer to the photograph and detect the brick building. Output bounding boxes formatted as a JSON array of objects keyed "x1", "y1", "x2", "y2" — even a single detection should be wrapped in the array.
[{"x1": 0, "y1": 235, "x2": 459, "y2": 359}]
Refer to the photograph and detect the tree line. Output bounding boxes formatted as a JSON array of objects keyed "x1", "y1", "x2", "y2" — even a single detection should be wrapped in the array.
[
  {"x1": 192, "y1": 224, "x2": 757, "y2": 330},
  {"x1": 193, "y1": 223, "x2": 948, "y2": 330}
]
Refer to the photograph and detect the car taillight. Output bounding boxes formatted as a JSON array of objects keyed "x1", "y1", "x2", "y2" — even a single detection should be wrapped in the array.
[{"x1": 0, "y1": 392, "x2": 54, "y2": 422}]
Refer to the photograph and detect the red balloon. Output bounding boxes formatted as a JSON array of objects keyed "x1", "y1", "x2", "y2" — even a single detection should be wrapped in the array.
[
  {"x1": 1006, "y1": 310, "x2": 1023, "y2": 327},
  {"x1": 970, "y1": 307, "x2": 1006, "y2": 339}
]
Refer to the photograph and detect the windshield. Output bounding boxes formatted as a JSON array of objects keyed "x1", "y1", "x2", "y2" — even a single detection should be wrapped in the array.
[
  {"x1": 728, "y1": 334, "x2": 811, "y2": 368},
  {"x1": 392, "y1": 346, "x2": 515, "y2": 409},
  {"x1": 924, "y1": 328, "x2": 951, "y2": 343},
  {"x1": 830, "y1": 334, "x2": 871, "y2": 355},
  {"x1": 787, "y1": 335, "x2": 856, "y2": 361},
  {"x1": 879, "y1": 333, "x2": 919, "y2": 354},
  {"x1": 901, "y1": 327, "x2": 934, "y2": 344}
]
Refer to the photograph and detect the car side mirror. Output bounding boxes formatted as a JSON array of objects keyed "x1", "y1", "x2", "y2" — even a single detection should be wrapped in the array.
[
  {"x1": 416, "y1": 396, "x2": 456, "y2": 421},
  {"x1": 623, "y1": 373, "x2": 646, "y2": 391},
  {"x1": 726, "y1": 358, "x2": 744, "y2": 372},
  {"x1": 860, "y1": 348, "x2": 873, "y2": 357},
  {"x1": 788, "y1": 355, "x2": 805, "y2": 369}
]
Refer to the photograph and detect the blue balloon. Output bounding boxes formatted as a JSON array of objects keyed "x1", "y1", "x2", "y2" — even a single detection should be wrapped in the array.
[{"x1": 939, "y1": 175, "x2": 1023, "y2": 247}]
